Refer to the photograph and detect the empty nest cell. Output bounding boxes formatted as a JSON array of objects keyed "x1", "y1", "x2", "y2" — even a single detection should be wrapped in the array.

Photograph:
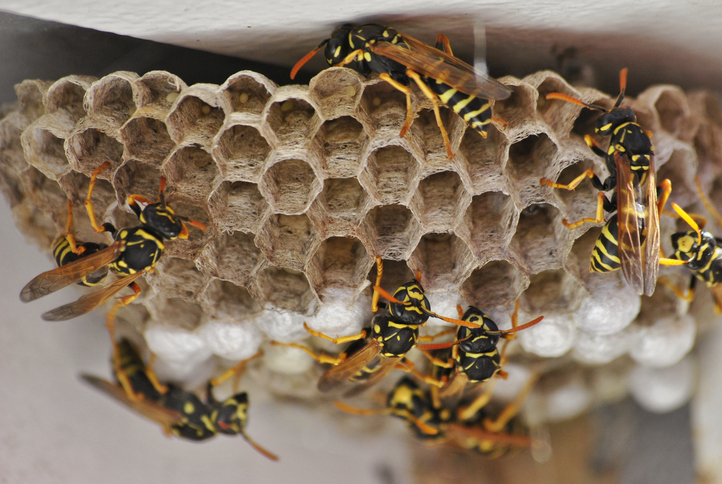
[
  {"x1": 149, "y1": 257, "x2": 207, "y2": 303},
  {"x1": 66, "y1": 128, "x2": 124, "y2": 176},
  {"x1": 509, "y1": 203, "x2": 565, "y2": 274},
  {"x1": 120, "y1": 116, "x2": 176, "y2": 168},
  {"x1": 315, "y1": 116, "x2": 368, "y2": 178},
  {"x1": 196, "y1": 230, "x2": 263, "y2": 287},
  {"x1": 491, "y1": 82, "x2": 536, "y2": 131},
  {"x1": 307, "y1": 236, "x2": 370, "y2": 296},
  {"x1": 358, "y1": 80, "x2": 409, "y2": 133},
  {"x1": 536, "y1": 75, "x2": 583, "y2": 135},
  {"x1": 208, "y1": 180, "x2": 268, "y2": 233},
  {"x1": 45, "y1": 76, "x2": 91, "y2": 126},
  {"x1": 221, "y1": 72, "x2": 272, "y2": 116},
  {"x1": 259, "y1": 158, "x2": 321, "y2": 215},
  {"x1": 309, "y1": 67, "x2": 364, "y2": 118},
  {"x1": 85, "y1": 75, "x2": 137, "y2": 128},
  {"x1": 14, "y1": 80, "x2": 49, "y2": 126},
  {"x1": 113, "y1": 160, "x2": 161, "y2": 204},
  {"x1": 21, "y1": 126, "x2": 70, "y2": 180},
  {"x1": 461, "y1": 259, "x2": 528, "y2": 309},
  {"x1": 411, "y1": 171, "x2": 470, "y2": 232},
  {"x1": 213, "y1": 123, "x2": 271, "y2": 182},
  {"x1": 456, "y1": 190, "x2": 517, "y2": 262},
  {"x1": 457, "y1": 123, "x2": 508, "y2": 193},
  {"x1": 159, "y1": 198, "x2": 212, "y2": 260},
  {"x1": 162, "y1": 144, "x2": 220, "y2": 202},
  {"x1": 200, "y1": 278, "x2": 261, "y2": 320},
  {"x1": 361, "y1": 204, "x2": 421, "y2": 260},
  {"x1": 252, "y1": 266, "x2": 316, "y2": 313},
  {"x1": 317, "y1": 177, "x2": 372, "y2": 226},
  {"x1": 360, "y1": 145, "x2": 420, "y2": 205},
  {"x1": 408, "y1": 233, "x2": 475, "y2": 289},
  {"x1": 256, "y1": 213, "x2": 318, "y2": 271},
  {"x1": 505, "y1": 133, "x2": 559, "y2": 206}
]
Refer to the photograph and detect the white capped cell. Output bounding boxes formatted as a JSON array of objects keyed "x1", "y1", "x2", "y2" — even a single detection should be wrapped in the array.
[
  {"x1": 629, "y1": 356, "x2": 697, "y2": 413},
  {"x1": 629, "y1": 314, "x2": 696, "y2": 368},
  {"x1": 305, "y1": 289, "x2": 373, "y2": 337},
  {"x1": 199, "y1": 317, "x2": 263, "y2": 361},
  {"x1": 425, "y1": 290, "x2": 465, "y2": 327},
  {"x1": 572, "y1": 326, "x2": 635, "y2": 365},
  {"x1": 574, "y1": 279, "x2": 641, "y2": 335},
  {"x1": 490, "y1": 362, "x2": 534, "y2": 401},
  {"x1": 518, "y1": 312, "x2": 576, "y2": 357},
  {"x1": 254, "y1": 308, "x2": 308, "y2": 343},
  {"x1": 263, "y1": 342, "x2": 317, "y2": 375},
  {"x1": 144, "y1": 322, "x2": 213, "y2": 382},
  {"x1": 539, "y1": 378, "x2": 592, "y2": 422}
]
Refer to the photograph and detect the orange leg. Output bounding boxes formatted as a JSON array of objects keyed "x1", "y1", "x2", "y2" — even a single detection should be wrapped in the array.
[
  {"x1": 406, "y1": 69, "x2": 454, "y2": 159},
  {"x1": 378, "y1": 73, "x2": 415, "y2": 139},
  {"x1": 303, "y1": 322, "x2": 367, "y2": 345},
  {"x1": 210, "y1": 351, "x2": 264, "y2": 390},
  {"x1": 541, "y1": 168, "x2": 598, "y2": 192},
  {"x1": 371, "y1": 257, "x2": 384, "y2": 313},
  {"x1": 268, "y1": 341, "x2": 342, "y2": 366},
  {"x1": 107, "y1": 281, "x2": 144, "y2": 401},
  {"x1": 63, "y1": 200, "x2": 83, "y2": 254},
  {"x1": 85, "y1": 161, "x2": 112, "y2": 233},
  {"x1": 563, "y1": 191, "x2": 606, "y2": 229}
]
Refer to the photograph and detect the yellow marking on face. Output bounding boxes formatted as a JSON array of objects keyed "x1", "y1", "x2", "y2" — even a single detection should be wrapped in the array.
[
  {"x1": 599, "y1": 122, "x2": 613, "y2": 132},
  {"x1": 676, "y1": 234, "x2": 695, "y2": 253},
  {"x1": 383, "y1": 30, "x2": 390, "y2": 38},
  {"x1": 334, "y1": 46, "x2": 341, "y2": 58},
  {"x1": 453, "y1": 95, "x2": 475, "y2": 113}
]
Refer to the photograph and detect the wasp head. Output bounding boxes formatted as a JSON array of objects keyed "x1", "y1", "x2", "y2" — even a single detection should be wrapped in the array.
[
  {"x1": 457, "y1": 307, "x2": 501, "y2": 353},
  {"x1": 671, "y1": 230, "x2": 716, "y2": 268},
  {"x1": 595, "y1": 107, "x2": 636, "y2": 135},
  {"x1": 323, "y1": 24, "x2": 355, "y2": 65},
  {"x1": 388, "y1": 281, "x2": 431, "y2": 325},
  {"x1": 140, "y1": 203, "x2": 185, "y2": 239},
  {"x1": 213, "y1": 392, "x2": 249, "y2": 435}
]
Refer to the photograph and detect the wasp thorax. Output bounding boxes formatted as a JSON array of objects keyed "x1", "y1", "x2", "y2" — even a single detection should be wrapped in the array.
[
  {"x1": 388, "y1": 282, "x2": 430, "y2": 325},
  {"x1": 595, "y1": 108, "x2": 636, "y2": 135},
  {"x1": 141, "y1": 204, "x2": 184, "y2": 239}
]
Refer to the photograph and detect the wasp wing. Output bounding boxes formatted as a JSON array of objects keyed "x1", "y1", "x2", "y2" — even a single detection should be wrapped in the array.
[
  {"x1": 446, "y1": 422, "x2": 532, "y2": 448},
  {"x1": 80, "y1": 374, "x2": 183, "y2": 428},
  {"x1": 343, "y1": 356, "x2": 403, "y2": 398},
  {"x1": 20, "y1": 241, "x2": 122, "y2": 302},
  {"x1": 317, "y1": 341, "x2": 381, "y2": 393},
  {"x1": 41, "y1": 270, "x2": 146, "y2": 321},
  {"x1": 615, "y1": 152, "x2": 645, "y2": 295},
  {"x1": 709, "y1": 284, "x2": 722, "y2": 313},
  {"x1": 370, "y1": 35, "x2": 512, "y2": 101},
  {"x1": 642, "y1": 154, "x2": 660, "y2": 296}
]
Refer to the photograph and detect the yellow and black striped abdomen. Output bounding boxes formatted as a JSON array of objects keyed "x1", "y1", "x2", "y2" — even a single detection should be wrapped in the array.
[
  {"x1": 590, "y1": 214, "x2": 621, "y2": 273},
  {"x1": 52, "y1": 236, "x2": 109, "y2": 286},
  {"x1": 425, "y1": 77, "x2": 492, "y2": 137}
]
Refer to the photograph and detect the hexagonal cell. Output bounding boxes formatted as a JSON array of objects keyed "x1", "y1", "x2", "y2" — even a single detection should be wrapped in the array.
[
  {"x1": 457, "y1": 122, "x2": 509, "y2": 193},
  {"x1": 505, "y1": 133, "x2": 559, "y2": 206},
  {"x1": 456, "y1": 190, "x2": 517, "y2": 263},
  {"x1": 221, "y1": 71, "x2": 273, "y2": 116},
  {"x1": 657, "y1": 145, "x2": 698, "y2": 208},
  {"x1": 546, "y1": 158, "x2": 602, "y2": 223},
  {"x1": 162, "y1": 144, "x2": 220, "y2": 202},
  {"x1": 307, "y1": 236, "x2": 371, "y2": 298},
  {"x1": 635, "y1": 86, "x2": 695, "y2": 142},
  {"x1": 491, "y1": 83, "x2": 537, "y2": 131},
  {"x1": 145, "y1": 297, "x2": 205, "y2": 332},
  {"x1": 166, "y1": 95, "x2": 225, "y2": 146},
  {"x1": 14, "y1": 79, "x2": 50, "y2": 126},
  {"x1": 408, "y1": 233, "x2": 475, "y2": 289},
  {"x1": 120, "y1": 116, "x2": 175, "y2": 168},
  {"x1": 20, "y1": 126, "x2": 70, "y2": 180},
  {"x1": 20, "y1": 167, "x2": 70, "y2": 222},
  {"x1": 196, "y1": 231, "x2": 263, "y2": 287},
  {"x1": 410, "y1": 171, "x2": 470, "y2": 231},
  {"x1": 367, "y1": 258, "x2": 416, "y2": 295},
  {"x1": 408, "y1": 107, "x2": 461, "y2": 164},
  {"x1": 259, "y1": 158, "x2": 321, "y2": 215},
  {"x1": 536, "y1": 76, "x2": 583, "y2": 135},
  {"x1": 256, "y1": 213, "x2": 318, "y2": 271},
  {"x1": 85, "y1": 74, "x2": 137, "y2": 128},
  {"x1": 461, "y1": 260, "x2": 528, "y2": 308},
  {"x1": 135, "y1": 71, "x2": 187, "y2": 113},
  {"x1": 45, "y1": 76, "x2": 93, "y2": 125},
  {"x1": 265, "y1": 97, "x2": 320, "y2": 147},
  {"x1": 522, "y1": 269, "x2": 585, "y2": 314},
  {"x1": 66, "y1": 128, "x2": 124, "y2": 176},
  {"x1": 509, "y1": 203, "x2": 566, "y2": 273},
  {"x1": 58, "y1": 171, "x2": 116, "y2": 217},
  {"x1": 313, "y1": 177, "x2": 373, "y2": 232},
  {"x1": 199, "y1": 278, "x2": 261, "y2": 320},
  {"x1": 358, "y1": 80, "x2": 408, "y2": 132},
  {"x1": 208, "y1": 180, "x2": 269, "y2": 233},
  {"x1": 361, "y1": 204, "x2": 422, "y2": 260},
  {"x1": 213, "y1": 123, "x2": 271, "y2": 182},
  {"x1": 161, "y1": 198, "x2": 212, "y2": 260},
  {"x1": 149, "y1": 256, "x2": 207, "y2": 303},
  {"x1": 309, "y1": 67, "x2": 364, "y2": 118},
  {"x1": 0, "y1": 119, "x2": 30, "y2": 176},
  {"x1": 314, "y1": 116, "x2": 368, "y2": 178},
  {"x1": 360, "y1": 145, "x2": 420, "y2": 205},
  {"x1": 252, "y1": 266, "x2": 316, "y2": 313},
  {"x1": 113, "y1": 160, "x2": 162, "y2": 203}
]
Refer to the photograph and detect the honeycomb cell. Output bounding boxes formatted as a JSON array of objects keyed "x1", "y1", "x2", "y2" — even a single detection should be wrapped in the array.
[
  {"x1": 20, "y1": 126, "x2": 70, "y2": 180},
  {"x1": 367, "y1": 258, "x2": 416, "y2": 295},
  {"x1": 408, "y1": 233, "x2": 475, "y2": 288},
  {"x1": 457, "y1": 123, "x2": 509, "y2": 194},
  {"x1": 638, "y1": 86, "x2": 695, "y2": 141},
  {"x1": 361, "y1": 204, "x2": 421, "y2": 260},
  {"x1": 408, "y1": 107, "x2": 461, "y2": 164},
  {"x1": 20, "y1": 167, "x2": 70, "y2": 226},
  {"x1": 536, "y1": 75, "x2": 583, "y2": 135},
  {"x1": 213, "y1": 123, "x2": 271, "y2": 182},
  {"x1": 315, "y1": 116, "x2": 368, "y2": 178},
  {"x1": 0, "y1": 120, "x2": 30, "y2": 176},
  {"x1": 85, "y1": 73, "x2": 137, "y2": 129},
  {"x1": 410, "y1": 171, "x2": 470, "y2": 232},
  {"x1": 45, "y1": 76, "x2": 94, "y2": 126},
  {"x1": 307, "y1": 236, "x2": 371, "y2": 298},
  {"x1": 251, "y1": 266, "x2": 316, "y2": 313},
  {"x1": 145, "y1": 297, "x2": 206, "y2": 332},
  {"x1": 113, "y1": 160, "x2": 161, "y2": 203},
  {"x1": 199, "y1": 278, "x2": 261, "y2": 320},
  {"x1": 522, "y1": 269, "x2": 585, "y2": 314},
  {"x1": 14, "y1": 79, "x2": 50, "y2": 127},
  {"x1": 492, "y1": 83, "x2": 537, "y2": 131},
  {"x1": 265, "y1": 97, "x2": 320, "y2": 147},
  {"x1": 256, "y1": 213, "x2": 318, "y2": 271},
  {"x1": 135, "y1": 71, "x2": 187, "y2": 114},
  {"x1": 360, "y1": 145, "x2": 420, "y2": 205},
  {"x1": 309, "y1": 67, "x2": 364, "y2": 119},
  {"x1": 208, "y1": 180, "x2": 269, "y2": 234},
  {"x1": 148, "y1": 257, "x2": 207, "y2": 303},
  {"x1": 505, "y1": 133, "x2": 559, "y2": 206},
  {"x1": 165, "y1": 94, "x2": 225, "y2": 147},
  {"x1": 656, "y1": 143, "x2": 698, "y2": 207},
  {"x1": 259, "y1": 158, "x2": 321, "y2": 215},
  {"x1": 509, "y1": 203, "x2": 566, "y2": 273},
  {"x1": 58, "y1": 171, "x2": 115, "y2": 217},
  {"x1": 358, "y1": 80, "x2": 408, "y2": 133},
  {"x1": 456, "y1": 190, "x2": 517, "y2": 263},
  {"x1": 162, "y1": 144, "x2": 220, "y2": 202},
  {"x1": 220, "y1": 71, "x2": 274, "y2": 116},
  {"x1": 565, "y1": 225, "x2": 603, "y2": 282},
  {"x1": 66, "y1": 128, "x2": 124, "y2": 177},
  {"x1": 196, "y1": 230, "x2": 264, "y2": 287},
  {"x1": 310, "y1": 177, "x2": 373, "y2": 235},
  {"x1": 461, "y1": 260, "x2": 528, "y2": 308},
  {"x1": 120, "y1": 116, "x2": 175, "y2": 168}
]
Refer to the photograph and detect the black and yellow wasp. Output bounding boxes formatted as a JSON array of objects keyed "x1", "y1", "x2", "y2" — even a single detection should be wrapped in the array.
[
  {"x1": 417, "y1": 300, "x2": 543, "y2": 399},
  {"x1": 274, "y1": 258, "x2": 482, "y2": 397},
  {"x1": 291, "y1": 24, "x2": 512, "y2": 158},
  {"x1": 541, "y1": 68, "x2": 684, "y2": 295},
  {"x1": 20, "y1": 161, "x2": 206, "y2": 324},
  {"x1": 81, "y1": 338, "x2": 278, "y2": 460}
]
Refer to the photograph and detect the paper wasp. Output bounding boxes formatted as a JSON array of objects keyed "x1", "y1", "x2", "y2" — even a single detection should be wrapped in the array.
[
  {"x1": 81, "y1": 338, "x2": 278, "y2": 460},
  {"x1": 291, "y1": 24, "x2": 512, "y2": 158},
  {"x1": 541, "y1": 68, "x2": 684, "y2": 295},
  {"x1": 20, "y1": 161, "x2": 206, "y2": 326}
]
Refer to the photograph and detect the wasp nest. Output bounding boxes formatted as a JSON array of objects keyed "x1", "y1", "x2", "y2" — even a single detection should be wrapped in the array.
[{"x1": 1, "y1": 68, "x2": 720, "y2": 421}]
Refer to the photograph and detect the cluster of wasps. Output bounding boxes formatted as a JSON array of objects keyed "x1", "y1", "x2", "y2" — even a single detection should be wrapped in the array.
[{"x1": 18, "y1": 22, "x2": 722, "y2": 461}]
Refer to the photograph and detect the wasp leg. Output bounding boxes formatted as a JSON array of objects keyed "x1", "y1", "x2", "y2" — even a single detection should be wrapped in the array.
[
  {"x1": 435, "y1": 33, "x2": 453, "y2": 55},
  {"x1": 303, "y1": 322, "x2": 367, "y2": 345},
  {"x1": 144, "y1": 352, "x2": 169, "y2": 395},
  {"x1": 335, "y1": 49, "x2": 364, "y2": 68},
  {"x1": 563, "y1": 191, "x2": 607, "y2": 228},
  {"x1": 584, "y1": 134, "x2": 608, "y2": 158},
  {"x1": 378, "y1": 73, "x2": 415, "y2": 139},
  {"x1": 61, "y1": 199, "x2": 88, "y2": 255},
  {"x1": 658, "y1": 275, "x2": 696, "y2": 303},
  {"x1": 406, "y1": 69, "x2": 454, "y2": 159},
  {"x1": 85, "y1": 161, "x2": 116, "y2": 234},
  {"x1": 397, "y1": 359, "x2": 445, "y2": 388},
  {"x1": 457, "y1": 377, "x2": 500, "y2": 421},
  {"x1": 210, "y1": 351, "x2": 264, "y2": 391},
  {"x1": 371, "y1": 257, "x2": 384, "y2": 312},
  {"x1": 483, "y1": 372, "x2": 540, "y2": 433},
  {"x1": 107, "y1": 281, "x2": 144, "y2": 402},
  {"x1": 541, "y1": 168, "x2": 604, "y2": 192},
  {"x1": 268, "y1": 341, "x2": 342, "y2": 366},
  {"x1": 418, "y1": 328, "x2": 456, "y2": 344}
]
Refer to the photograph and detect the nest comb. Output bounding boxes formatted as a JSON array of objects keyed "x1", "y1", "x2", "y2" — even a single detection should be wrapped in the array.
[{"x1": 1, "y1": 67, "x2": 721, "y2": 420}]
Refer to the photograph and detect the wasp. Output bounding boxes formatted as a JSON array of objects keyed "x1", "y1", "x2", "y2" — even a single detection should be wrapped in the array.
[
  {"x1": 541, "y1": 68, "x2": 685, "y2": 295},
  {"x1": 291, "y1": 24, "x2": 512, "y2": 158},
  {"x1": 82, "y1": 338, "x2": 278, "y2": 460},
  {"x1": 20, "y1": 161, "x2": 206, "y2": 325},
  {"x1": 416, "y1": 300, "x2": 543, "y2": 399}
]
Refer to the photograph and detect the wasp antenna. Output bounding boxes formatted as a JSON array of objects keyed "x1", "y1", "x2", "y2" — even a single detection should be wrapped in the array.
[
  {"x1": 545, "y1": 92, "x2": 605, "y2": 112},
  {"x1": 158, "y1": 177, "x2": 167, "y2": 208},
  {"x1": 614, "y1": 68, "x2": 628, "y2": 108},
  {"x1": 488, "y1": 315, "x2": 544, "y2": 336},
  {"x1": 291, "y1": 41, "x2": 328, "y2": 79}
]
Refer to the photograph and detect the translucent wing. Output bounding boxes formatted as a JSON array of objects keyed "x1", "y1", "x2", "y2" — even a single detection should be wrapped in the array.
[
  {"x1": 446, "y1": 422, "x2": 532, "y2": 448},
  {"x1": 615, "y1": 152, "x2": 645, "y2": 295},
  {"x1": 80, "y1": 374, "x2": 183, "y2": 428},
  {"x1": 642, "y1": 154, "x2": 660, "y2": 296},
  {"x1": 317, "y1": 341, "x2": 381, "y2": 393},
  {"x1": 20, "y1": 241, "x2": 122, "y2": 302},
  {"x1": 343, "y1": 356, "x2": 403, "y2": 398},
  {"x1": 709, "y1": 284, "x2": 722, "y2": 313},
  {"x1": 41, "y1": 270, "x2": 146, "y2": 321},
  {"x1": 369, "y1": 34, "x2": 512, "y2": 101}
]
